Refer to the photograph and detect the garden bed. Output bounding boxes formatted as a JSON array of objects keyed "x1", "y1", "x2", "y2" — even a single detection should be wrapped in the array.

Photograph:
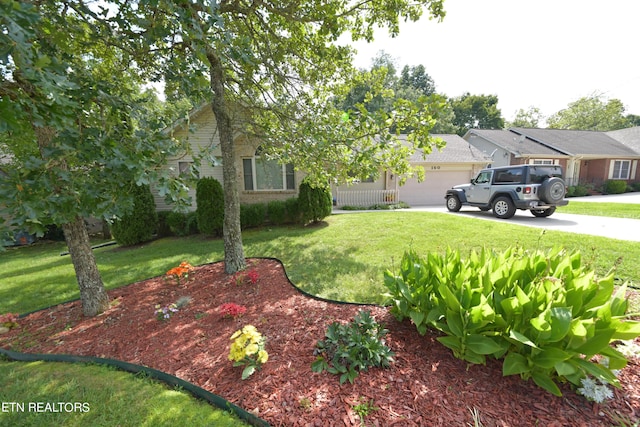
[{"x1": 1, "y1": 259, "x2": 639, "y2": 426}]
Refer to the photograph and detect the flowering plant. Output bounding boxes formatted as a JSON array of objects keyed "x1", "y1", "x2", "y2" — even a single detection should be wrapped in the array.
[
  {"x1": 0, "y1": 313, "x2": 19, "y2": 330},
  {"x1": 232, "y1": 269, "x2": 259, "y2": 285},
  {"x1": 155, "y1": 303, "x2": 179, "y2": 321},
  {"x1": 165, "y1": 261, "x2": 195, "y2": 285},
  {"x1": 219, "y1": 303, "x2": 247, "y2": 319},
  {"x1": 228, "y1": 325, "x2": 268, "y2": 380}
]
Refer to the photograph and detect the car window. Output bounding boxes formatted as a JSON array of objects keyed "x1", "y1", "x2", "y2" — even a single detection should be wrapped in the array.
[
  {"x1": 474, "y1": 171, "x2": 492, "y2": 184},
  {"x1": 493, "y1": 168, "x2": 523, "y2": 184},
  {"x1": 528, "y1": 166, "x2": 563, "y2": 183}
]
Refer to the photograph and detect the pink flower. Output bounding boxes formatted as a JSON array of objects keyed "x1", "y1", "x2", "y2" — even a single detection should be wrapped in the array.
[{"x1": 219, "y1": 303, "x2": 247, "y2": 319}]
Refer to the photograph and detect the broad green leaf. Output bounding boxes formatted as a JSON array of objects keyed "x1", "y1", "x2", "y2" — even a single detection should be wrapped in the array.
[
  {"x1": 531, "y1": 371, "x2": 562, "y2": 396},
  {"x1": 508, "y1": 330, "x2": 539, "y2": 349},
  {"x1": 445, "y1": 309, "x2": 463, "y2": 337},
  {"x1": 437, "y1": 336, "x2": 462, "y2": 353},
  {"x1": 547, "y1": 307, "x2": 572, "y2": 342},
  {"x1": 409, "y1": 310, "x2": 425, "y2": 329},
  {"x1": 465, "y1": 334, "x2": 505, "y2": 355},
  {"x1": 503, "y1": 353, "x2": 530, "y2": 376},
  {"x1": 532, "y1": 347, "x2": 570, "y2": 369},
  {"x1": 554, "y1": 361, "x2": 578, "y2": 377},
  {"x1": 573, "y1": 328, "x2": 615, "y2": 356},
  {"x1": 611, "y1": 320, "x2": 640, "y2": 341}
]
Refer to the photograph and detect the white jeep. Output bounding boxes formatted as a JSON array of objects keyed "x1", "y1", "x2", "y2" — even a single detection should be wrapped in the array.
[{"x1": 445, "y1": 165, "x2": 568, "y2": 219}]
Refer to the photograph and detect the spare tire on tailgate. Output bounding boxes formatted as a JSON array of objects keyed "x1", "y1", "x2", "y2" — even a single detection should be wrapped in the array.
[{"x1": 539, "y1": 177, "x2": 565, "y2": 203}]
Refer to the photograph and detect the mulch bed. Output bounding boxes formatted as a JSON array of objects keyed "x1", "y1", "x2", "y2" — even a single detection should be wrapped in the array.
[{"x1": 2, "y1": 258, "x2": 639, "y2": 426}]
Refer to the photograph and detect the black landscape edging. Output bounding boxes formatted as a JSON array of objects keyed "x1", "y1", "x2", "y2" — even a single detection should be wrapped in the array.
[{"x1": 0, "y1": 348, "x2": 270, "y2": 427}]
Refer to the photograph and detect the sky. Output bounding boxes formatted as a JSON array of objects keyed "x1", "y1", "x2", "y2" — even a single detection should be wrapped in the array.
[{"x1": 347, "y1": 0, "x2": 640, "y2": 124}]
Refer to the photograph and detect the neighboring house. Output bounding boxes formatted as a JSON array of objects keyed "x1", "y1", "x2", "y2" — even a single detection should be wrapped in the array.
[
  {"x1": 155, "y1": 104, "x2": 303, "y2": 211},
  {"x1": 334, "y1": 134, "x2": 490, "y2": 207},
  {"x1": 464, "y1": 127, "x2": 640, "y2": 187}
]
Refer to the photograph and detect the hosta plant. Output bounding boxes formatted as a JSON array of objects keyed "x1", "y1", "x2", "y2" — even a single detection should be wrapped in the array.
[
  {"x1": 383, "y1": 247, "x2": 640, "y2": 396},
  {"x1": 312, "y1": 310, "x2": 395, "y2": 384}
]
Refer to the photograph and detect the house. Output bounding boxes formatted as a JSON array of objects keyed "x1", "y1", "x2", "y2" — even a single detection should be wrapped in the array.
[
  {"x1": 154, "y1": 104, "x2": 304, "y2": 211},
  {"x1": 334, "y1": 134, "x2": 490, "y2": 207},
  {"x1": 463, "y1": 128, "x2": 640, "y2": 187}
]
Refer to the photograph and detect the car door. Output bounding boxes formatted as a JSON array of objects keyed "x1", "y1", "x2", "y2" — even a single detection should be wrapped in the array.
[{"x1": 466, "y1": 171, "x2": 493, "y2": 204}]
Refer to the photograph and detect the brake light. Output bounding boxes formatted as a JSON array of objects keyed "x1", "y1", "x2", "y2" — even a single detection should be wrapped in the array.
[{"x1": 524, "y1": 186, "x2": 532, "y2": 194}]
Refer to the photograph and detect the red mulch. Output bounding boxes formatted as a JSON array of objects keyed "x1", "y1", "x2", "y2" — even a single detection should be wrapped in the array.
[{"x1": 2, "y1": 258, "x2": 639, "y2": 426}]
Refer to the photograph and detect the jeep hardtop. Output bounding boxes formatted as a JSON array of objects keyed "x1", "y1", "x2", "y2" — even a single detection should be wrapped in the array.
[{"x1": 445, "y1": 164, "x2": 568, "y2": 219}]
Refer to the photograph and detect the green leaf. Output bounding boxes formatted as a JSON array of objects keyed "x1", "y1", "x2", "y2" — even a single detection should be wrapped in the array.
[
  {"x1": 241, "y1": 365, "x2": 256, "y2": 380},
  {"x1": 409, "y1": 310, "x2": 425, "y2": 328},
  {"x1": 532, "y1": 347, "x2": 570, "y2": 369},
  {"x1": 508, "y1": 330, "x2": 539, "y2": 349},
  {"x1": 554, "y1": 361, "x2": 578, "y2": 377},
  {"x1": 503, "y1": 353, "x2": 530, "y2": 376},
  {"x1": 611, "y1": 320, "x2": 640, "y2": 341},
  {"x1": 573, "y1": 328, "x2": 615, "y2": 356},
  {"x1": 437, "y1": 336, "x2": 462, "y2": 353},
  {"x1": 465, "y1": 334, "x2": 505, "y2": 355},
  {"x1": 531, "y1": 371, "x2": 562, "y2": 396},
  {"x1": 547, "y1": 307, "x2": 572, "y2": 342}
]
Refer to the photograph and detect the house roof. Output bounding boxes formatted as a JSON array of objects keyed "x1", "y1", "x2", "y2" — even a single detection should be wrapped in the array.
[
  {"x1": 606, "y1": 126, "x2": 640, "y2": 155},
  {"x1": 510, "y1": 127, "x2": 639, "y2": 158},
  {"x1": 464, "y1": 129, "x2": 567, "y2": 157},
  {"x1": 406, "y1": 134, "x2": 489, "y2": 163}
]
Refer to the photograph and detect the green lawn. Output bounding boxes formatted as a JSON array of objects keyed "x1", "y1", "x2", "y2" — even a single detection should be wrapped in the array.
[
  {"x1": 559, "y1": 201, "x2": 640, "y2": 219},
  {"x1": 0, "y1": 360, "x2": 247, "y2": 427},
  {"x1": 2, "y1": 210, "x2": 639, "y2": 315}
]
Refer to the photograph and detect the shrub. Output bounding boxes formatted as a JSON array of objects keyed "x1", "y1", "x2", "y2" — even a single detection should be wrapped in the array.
[
  {"x1": 196, "y1": 177, "x2": 224, "y2": 236},
  {"x1": 240, "y1": 203, "x2": 267, "y2": 229},
  {"x1": 284, "y1": 197, "x2": 300, "y2": 223},
  {"x1": 156, "y1": 211, "x2": 173, "y2": 237},
  {"x1": 165, "y1": 211, "x2": 198, "y2": 236},
  {"x1": 632, "y1": 182, "x2": 640, "y2": 192},
  {"x1": 566, "y1": 184, "x2": 589, "y2": 197},
  {"x1": 383, "y1": 247, "x2": 640, "y2": 397},
  {"x1": 267, "y1": 200, "x2": 287, "y2": 225},
  {"x1": 111, "y1": 184, "x2": 158, "y2": 246},
  {"x1": 603, "y1": 180, "x2": 627, "y2": 194},
  {"x1": 312, "y1": 310, "x2": 395, "y2": 384},
  {"x1": 298, "y1": 179, "x2": 332, "y2": 225}
]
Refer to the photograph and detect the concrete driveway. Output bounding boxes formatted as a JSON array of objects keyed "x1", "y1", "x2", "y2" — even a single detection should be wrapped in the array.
[{"x1": 407, "y1": 193, "x2": 640, "y2": 242}]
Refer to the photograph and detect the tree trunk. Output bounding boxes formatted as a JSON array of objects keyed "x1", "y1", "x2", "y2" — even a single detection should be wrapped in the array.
[
  {"x1": 207, "y1": 49, "x2": 246, "y2": 274},
  {"x1": 62, "y1": 216, "x2": 110, "y2": 316}
]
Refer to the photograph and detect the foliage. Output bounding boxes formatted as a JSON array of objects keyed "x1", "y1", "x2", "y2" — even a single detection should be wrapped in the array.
[
  {"x1": 218, "y1": 303, "x2": 247, "y2": 319},
  {"x1": 566, "y1": 184, "x2": 590, "y2": 197},
  {"x1": 155, "y1": 303, "x2": 179, "y2": 321},
  {"x1": 547, "y1": 93, "x2": 632, "y2": 131},
  {"x1": 633, "y1": 182, "x2": 640, "y2": 192},
  {"x1": 352, "y1": 397, "x2": 379, "y2": 424},
  {"x1": 603, "y1": 180, "x2": 628, "y2": 195},
  {"x1": 508, "y1": 106, "x2": 544, "y2": 128},
  {"x1": 298, "y1": 180, "x2": 333, "y2": 225},
  {"x1": 196, "y1": 177, "x2": 224, "y2": 236},
  {"x1": 383, "y1": 247, "x2": 640, "y2": 396},
  {"x1": 450, "y1": 93, "x2": 505, "y2": 136},
  {"x1": 231, "y1": 269, "x2": 259, "y2": 286},
  {"x1": 110, "y1": 184, "x2": 158, "y2": 246},
  {"x1": 311, "y1": 310, "x2": 395, "y2": 384},
  {"x1": 165, "y1": 262, "x2": 195, "y2": 285},
  {"x1": 240, "y1": 203, "x2": 267, "y2": 229},
  {"x1": 228, "y1": 325, "x2": 269, "y2": 380},
  {"x1": 156, "y1": 211, "x2": 173, "y2": 237},
  {"x1": 267, "y1": 200, "x2": 287, "y2": 225},
  {"x1": 0, "y1": 313, "x2": 19, "y2": 330},
  {"x1": 166, "y1": 212, "x2": 198, "y2": 237}
]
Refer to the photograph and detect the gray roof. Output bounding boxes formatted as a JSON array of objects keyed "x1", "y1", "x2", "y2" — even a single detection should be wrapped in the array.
[
  {"x1": 511, "y1": 127, "x2": 639, "y2": 158},
  {"x1": 606, "y1": 126, "x2": 640, "y2": 155},
  {"x1": 406, "y1": 134, "x2": 489, "y2": 163},
  {"x1": 465, "y1": 129, "x2": 567, "y2": 157}
]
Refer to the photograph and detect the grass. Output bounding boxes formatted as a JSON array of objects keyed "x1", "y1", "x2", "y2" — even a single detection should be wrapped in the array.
[
  {"x1": 1, "y1": 211, "x2": 639, "y2": 315},
  {"x1": 0, "y1": 360, "x2": 246, "y2": 427},
  {"x1": 559, "y1": 202, "x2": 640, "y2": 219}
]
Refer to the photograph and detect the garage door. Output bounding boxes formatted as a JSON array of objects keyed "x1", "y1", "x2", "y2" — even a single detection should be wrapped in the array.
[{"x1": 399, "y1": 169, "x2": 472, "y2": 206}]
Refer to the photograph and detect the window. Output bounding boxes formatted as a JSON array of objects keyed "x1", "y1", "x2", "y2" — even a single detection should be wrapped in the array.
[
  {"x1": 611, "y1": 160, "x2": 631, "y2": 180},
  {"x1": 494, "y1": 167, "x2": 523, "y2": 184},
  {"x1": 531, "y1": 159, "x2": 556, "y2": 165},
  {"x1": 243, "y1": 148, "x2": 295, "y2": 191}
]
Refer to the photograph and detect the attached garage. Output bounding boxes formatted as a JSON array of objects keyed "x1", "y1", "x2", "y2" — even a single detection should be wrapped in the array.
[{"x1": 400, "y1": 167, "x2": 474, "y2": 206}]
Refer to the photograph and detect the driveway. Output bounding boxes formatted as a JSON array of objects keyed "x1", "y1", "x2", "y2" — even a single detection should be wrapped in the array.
[{"x1": 408, "y1": 193, "x2": 640, "y2": 242}]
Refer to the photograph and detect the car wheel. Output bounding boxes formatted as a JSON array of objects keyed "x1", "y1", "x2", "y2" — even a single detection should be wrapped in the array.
[
  {"x1": 539, "y1": 177, "x2": 565, "y2": 203},
  {"x1": 492, "y1": 196, "x2": 516, "y2": 219},
  {"x1": 446, "y1": 195, "x2": 462, "y2": 212},
  {"x1": 531, "y1": 207, "x2": 556, "y2": 217}
]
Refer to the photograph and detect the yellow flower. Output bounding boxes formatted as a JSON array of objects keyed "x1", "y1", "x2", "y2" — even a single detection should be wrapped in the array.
[
  {"x1": 257, "y1": 350, "x2": 269, "y2": 364},
  {"x1": 245, "y1": 343, "x2": 259, "y2": 355}
]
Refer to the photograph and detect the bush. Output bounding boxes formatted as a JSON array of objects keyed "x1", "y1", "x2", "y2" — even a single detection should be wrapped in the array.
[
  {"x1": 603, "y1": 180, "x2": 627, "y2": 194},
  {"x1": 111, "y1": 184, "x2": 158, "y2": 246},
  {"x1": 196, "y1": 177, "x2": 224, "y2": 236},
  {"x1": 311, "y1": 310, "x2": 395, "y2": 384},
  {"x1": 633, "y1": 182, "x2": 640, "y2": 192},
  {"x1": 267, "y1": 200, "x2": 287, "y2": 225},
  {"x1": 240, "y1": 203, "x2": 267, "y2": 229},
  {"x1": 156, "y1": 211, "x2": 173, "y2": 237},
  {"x1": 566, "y1": 184, "x2": 589, "y2": 197},
  {"x1": 383, "y1": 247, "x2": 640, "y2": 397},
  {"x1": 165, "y1": 211, "x2": 198, "y2": 236},
  {"x1": 284, "y1": 197, "x2": 300, "y2": 224},
  {"x1": 298, "y1": 179, "x2": 332, "y2": 225}
]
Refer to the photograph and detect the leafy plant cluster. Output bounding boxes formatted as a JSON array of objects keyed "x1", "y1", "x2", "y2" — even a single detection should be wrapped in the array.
[
  {"x1": 312, "y1": 310, "x2": 395, "y2": 384},
  {"x1": 228, "y1": 325, "x2": 269, "y2": 380},
  {"x1": 110, "y1": 184, "x2": 158, "y2": 246},
  {"x1": 603, "y1": 179, "x2": 629, "y2": 195},
  {"x1": 383, "y1": 247, "x2": 640, "y2": 396},
  {"x1": 565, "y1": 184, "x2": 590, "y2": 198}
]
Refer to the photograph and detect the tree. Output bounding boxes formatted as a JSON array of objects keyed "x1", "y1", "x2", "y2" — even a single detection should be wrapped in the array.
[
  {"x1": 547, "y1": 94, "x2": 632, "y2": 131},
  {"x1": 106, "y1": 0, "x2": 447, "y2": 274},
  {"x1": 450, "y1": 93, "x2": 505, "y2": 136},
  {"x1": 508, "y1": 106, "x2": 544, "y2": 128},
  {"x1": 0, "y1": 2, "x2": 185, "y2": 316},
  {"x1": 110, "y1": 184, "x2": 158, "y2": 246}
]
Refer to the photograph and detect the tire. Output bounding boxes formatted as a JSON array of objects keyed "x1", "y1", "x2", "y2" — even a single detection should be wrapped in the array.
[
  {"x1": 492, "y1": 196, "x2": 516, "y2": 219},
  {"x1": 446, "y1": 195, "x2": 462, "y2": 212},
  {"x1": 531, "y1": 207, "x2": 556, "y2": 217},
  {"x1": 539, "y1": 177, "x2": 565, "y2": 203}
]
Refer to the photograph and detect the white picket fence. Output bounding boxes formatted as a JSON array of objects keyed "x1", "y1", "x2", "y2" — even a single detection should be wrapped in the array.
[{"x1": 335, "y1": 189, "x2": 399, "y2": 208}]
